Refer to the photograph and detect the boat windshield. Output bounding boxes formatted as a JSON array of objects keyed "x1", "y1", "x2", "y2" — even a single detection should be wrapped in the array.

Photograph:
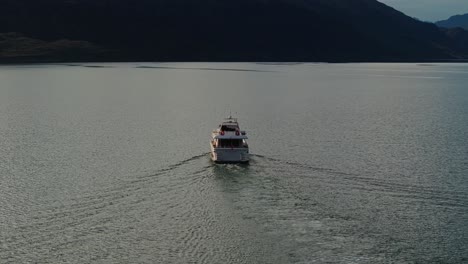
[{"x1": 220, "y1": 124, "x2": 238, "y2": 131}]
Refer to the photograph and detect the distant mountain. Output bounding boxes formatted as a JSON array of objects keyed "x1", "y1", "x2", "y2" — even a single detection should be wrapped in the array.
[
  {"x1": 0, "y1": 32, "x2": 105, "y2": 63},
  {"x1": 1, "y1": 0, "x2": 468, "y2": 62},
  {"x1": 436, "y1": 14, "x2": 468, "y2": 30}
]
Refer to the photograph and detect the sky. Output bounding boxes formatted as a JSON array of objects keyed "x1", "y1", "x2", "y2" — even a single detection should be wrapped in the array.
[{"x1": 379, "y1": 0, "x2": 468, "y2": 22}]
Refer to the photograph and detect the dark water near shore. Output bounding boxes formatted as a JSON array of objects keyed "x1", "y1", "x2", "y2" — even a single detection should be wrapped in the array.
[{"x1": 1, "y1": 63, "x2": 468, "y2": 263}]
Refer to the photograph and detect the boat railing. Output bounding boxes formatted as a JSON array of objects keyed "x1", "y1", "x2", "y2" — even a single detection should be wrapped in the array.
[{"x1": 215, "y1": 146, "x2": 249, "y2": 149}]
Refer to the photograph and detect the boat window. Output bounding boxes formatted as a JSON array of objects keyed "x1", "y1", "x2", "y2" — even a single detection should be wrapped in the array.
[
  {"x1": 220, "y1": 125, "x2": 238, "y2": 131},
  {"x1": 218, "y1": 139, "x2": 242, "y2": 148}
]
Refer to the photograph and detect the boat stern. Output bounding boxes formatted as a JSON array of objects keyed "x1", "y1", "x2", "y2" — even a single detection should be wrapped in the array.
[{"x1": 210, "y1": 147, "x2": 250, "y2": 164}]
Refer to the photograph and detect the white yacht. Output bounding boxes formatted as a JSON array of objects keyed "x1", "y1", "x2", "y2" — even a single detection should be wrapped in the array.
[{"x1": 210, "y1": 116, "x2": 249, "y2": 163}]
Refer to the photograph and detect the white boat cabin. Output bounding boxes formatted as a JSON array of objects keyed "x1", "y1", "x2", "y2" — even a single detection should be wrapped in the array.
[
  {"x1": 210, "y1": 116, "x2": 249, "y2": 163},
  {"x1": 211, "y1": 118, "x2": 248, "y2": 149}
]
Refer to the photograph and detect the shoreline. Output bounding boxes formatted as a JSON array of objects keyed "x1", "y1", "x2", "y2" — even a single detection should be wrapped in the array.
[{"x1": 2, "y1": 59, "x2": 468, "y2": 65}]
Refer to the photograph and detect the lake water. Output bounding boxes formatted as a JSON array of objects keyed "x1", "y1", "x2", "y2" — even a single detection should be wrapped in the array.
[{"x1": 1, "y1": 63, "x2": 467, "y2": 263}]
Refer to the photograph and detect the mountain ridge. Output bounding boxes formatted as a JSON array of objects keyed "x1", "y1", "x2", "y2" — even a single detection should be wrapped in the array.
[{"x1": 436, "y1": 14, "x2": 468, "y2": 30}]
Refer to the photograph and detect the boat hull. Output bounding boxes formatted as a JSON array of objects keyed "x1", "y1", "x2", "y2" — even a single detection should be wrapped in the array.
[{"x1": 210, "y1": 145, "x2": 249, "y2": 164}]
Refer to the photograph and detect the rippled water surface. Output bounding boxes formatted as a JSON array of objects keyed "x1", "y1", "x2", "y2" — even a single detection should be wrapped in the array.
[{"x1": 1, "y1": 63, "x2": 468, "y2": 263}]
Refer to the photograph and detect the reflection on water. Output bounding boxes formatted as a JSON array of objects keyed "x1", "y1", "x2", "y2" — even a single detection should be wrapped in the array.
[{"x1": 213, "y1": 163, "x2": 251, "y2": 178}]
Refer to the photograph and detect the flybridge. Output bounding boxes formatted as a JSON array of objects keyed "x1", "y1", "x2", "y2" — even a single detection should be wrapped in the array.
[{"x1": 214, "y1": 116, "x2": 247, "y2": 139}]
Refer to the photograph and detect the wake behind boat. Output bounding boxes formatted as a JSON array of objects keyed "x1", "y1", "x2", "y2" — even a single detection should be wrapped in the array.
[{"x1": 210, "y1": 116, "x2": 249, "y2": 164}]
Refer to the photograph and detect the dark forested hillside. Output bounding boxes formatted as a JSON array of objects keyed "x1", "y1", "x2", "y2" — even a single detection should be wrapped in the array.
[{"x1": 1, "y1": 0, "x2": 467, "y2": 62}]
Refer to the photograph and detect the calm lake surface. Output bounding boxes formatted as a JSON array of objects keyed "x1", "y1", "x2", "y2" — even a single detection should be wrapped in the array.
[{"x1": 1, "y1": 63, "x2": 467, "y2": 263}]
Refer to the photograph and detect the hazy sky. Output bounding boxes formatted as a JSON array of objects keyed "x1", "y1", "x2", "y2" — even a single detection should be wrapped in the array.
[{"x1": 379, "y1": 0, "x2": 468, "y2": 22}]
